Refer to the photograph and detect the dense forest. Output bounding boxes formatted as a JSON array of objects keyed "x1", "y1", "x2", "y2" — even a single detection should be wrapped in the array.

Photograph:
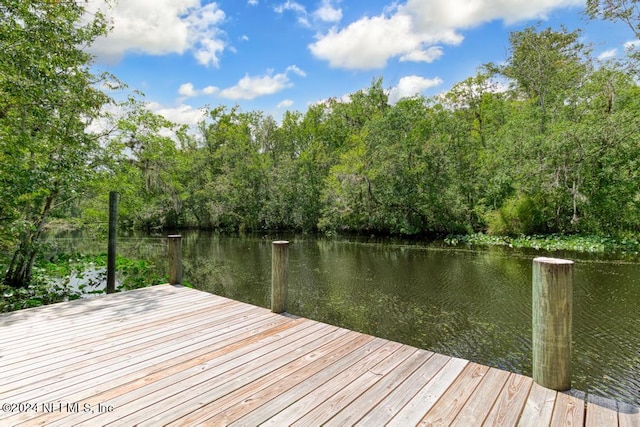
[
  {"x1": 1, "y1": 0, "x2": 640, "y2": 288},
  {"x1": 82, "y1": 28, "x2": 640, "y2": 237}
]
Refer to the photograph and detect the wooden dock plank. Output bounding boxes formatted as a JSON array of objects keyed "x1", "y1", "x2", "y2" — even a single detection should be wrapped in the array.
[
  {"x1": 228, "y1": 337, "x2": 387, "y2": 426},
  {"x1": 162, "y1": 327, "x2": 355, "y2": 426},
  {"x1": 0, "y1": 284, "x2": 185, "y2": 334},
  {"x1": 386, "y1": 357, "x2": 469, "y2": 426},
  {"x1": 416, "y1": 362, "x2": 490, "y2": 426},
  {"x1": 296, "y1": 344, "x2": 418, "y2": 426},
  {"x1": 190, "y1": 331, "x2": 373, "y2": 426},
  {"x1": 586, "y1": 394, "x2": 619, "y2": 427},
  {"x1": 100, "y1": 322, "x2": 335, "y2": 426},
  {"x1": 0, "y1": 285, "x2": 637, "y2": 426},
  {"x1": 618, "y1": 401, "x2": 640, "y2": 427},
  {"x1": 0, "y1": 305, "x2": 274, "y2": 403},
  {"x1": 550, "y1": 390, "x2": 586, "y2": 427},
  {"x1": 135, "y1": 325, "x2": 350, "y2": 426},
  {"x1": 262, "y1": 341, "x2": 401, "y2": 426},
  {"x1": 518, "y1": 382, "x2": 557, "y2": 427},
  {"x1": 6, "y1": 314, "x2": 295, "y2": 426},
  {"x1": 451, "y1": 367, "x2": 511, "y2": 426},
  {"x1": 354, "y1": 352, "x2": 452, "y2": 426},
  {"x1": 45, "y1": 319, "x2": 325, "y2": 426},
  {"x1": 1, "y1": 294, "x2": 234, "y2": 360},
  {"x1": 0, "y1": 301, "x2": 255, "y2": 389},
  {"x1": 276, "y1": 341, "x2": 405, "y2": 426},
  {"x1": 323, "y1": 348, "x2": 427, "y2": 426},
  {"x1": 482, "y1": 372, "x2": 533, "y2": 426}
]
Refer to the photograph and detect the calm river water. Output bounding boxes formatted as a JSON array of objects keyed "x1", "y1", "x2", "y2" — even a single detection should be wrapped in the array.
[{"x1": 50, "y1": 231, "x2": 640, "y2": 405}]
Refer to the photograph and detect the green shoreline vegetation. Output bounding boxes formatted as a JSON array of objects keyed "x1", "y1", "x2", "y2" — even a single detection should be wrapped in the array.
[{"x1": 444, "y1": 233, "x2": 640, "y2": 254}]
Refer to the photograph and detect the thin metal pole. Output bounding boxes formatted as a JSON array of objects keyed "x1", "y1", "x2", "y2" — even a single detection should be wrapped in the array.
[{"x1": 106, "y1": 191, "x2": 118, "y2": 294}]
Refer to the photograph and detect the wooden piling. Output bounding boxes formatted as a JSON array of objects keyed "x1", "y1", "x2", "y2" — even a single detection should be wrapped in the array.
[
  {"x1": 168, "y1": 235, "x2": 183, "y2": 285},
  {"x1": 532, "y1": 257, "x2": 573, "y2": 391},
  {"x1": 271, "y1": 240, "x2": 289, "y2": 313},
  {"x1": 106, "y1": 191, "x2": 118, "y2": 294}
]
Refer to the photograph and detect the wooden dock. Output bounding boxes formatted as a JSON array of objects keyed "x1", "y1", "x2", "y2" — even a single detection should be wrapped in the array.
[{"x1": 1, "y1": 284, "x2": 638, "y2": 426}]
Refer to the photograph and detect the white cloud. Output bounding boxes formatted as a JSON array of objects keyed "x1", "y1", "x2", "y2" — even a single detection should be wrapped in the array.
[
  {"x1": 202, "y1": 85, "x2": 219, "y2": 95},
  {"x1": 310, "y1": 0, "x2": 582, "y2": 70},
  {"x1": 178, "y1": 83, "x2": 220, "y2": 100},
  {"x1": 286, "y1": 65, "x2": 307, "y2": 77},
  {"x1": 148, "y1": 102, "x2": 207, "y2": 126},
  {"x1": 597, "y1": 49, "x2": 617, "y2": 61},
  {"x1": 186, "y1": 3, "x2": 227, "y2": 67},
  {"x1": 178, "y1": 83, "x2": 219, "y2": 98},
  {"x1": 400, "y1": 46, "x2": 444, "y2": 63},
  {"x1": 87, "y1": 1, "x2": 227, "y2": 67},
  {"x1": 275, "y1": 1, "x2": 310, "y2": 26},
  {"x1": 388, "y1": 75, "x2": 443, "y2": 104},
  {"x1": 278, "y1": 99, "x2": 294, "y2": 108},
  {"x1": 248, "y1": 0, "x2": 258, "y2": 5},
  {"x1": 402, "y1": 0, "x2": 582, "y2": 31},
  {"x1": 178, "y1": 83, "x2": 197, "y2": 97},
  {"x1": 313, "y1": 0, "x2": 342, "y2": 23},
  {"x1": 219, "y1": 66, "x2": 306, "y2": 100},
  {"x1": 274, "y1": 0, "x2": 306, "y2": 14},
  {"x1": 309, "y1": 14, "x2": 462, "y2": 70}
]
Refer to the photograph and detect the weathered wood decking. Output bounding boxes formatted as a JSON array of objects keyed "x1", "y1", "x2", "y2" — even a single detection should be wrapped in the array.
[{"x1": 1, "y1": 284, "x2": 638, "y2": 426}]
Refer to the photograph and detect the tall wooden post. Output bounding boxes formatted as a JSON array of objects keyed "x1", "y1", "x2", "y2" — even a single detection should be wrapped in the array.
[
  {"x1": 532, "y1": 257, "x2": 573, "y2": 391},
  {"x1": 168, "y1": 235, "x2": 183, "y2": 285},
  {"x1": 106, "y1": 191, "x2": 118, "y2": 294},
  {"x1": 271, "y1": 241, "x2": 289, "y2": 313}
]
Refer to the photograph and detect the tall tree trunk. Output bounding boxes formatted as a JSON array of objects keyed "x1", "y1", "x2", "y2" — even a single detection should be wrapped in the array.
[{"x1": 4, "y1": 191, "x2": 56, "y2": 288}]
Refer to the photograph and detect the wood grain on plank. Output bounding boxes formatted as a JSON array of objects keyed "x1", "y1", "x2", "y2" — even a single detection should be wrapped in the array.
[
  {"x1": 550, "y1": 390, "x2": 586, "y2": 427},
  {"x1": 323, "y1": 347, "x2": 426, "y2": 427},
  {"x1": 483, "y1": 372, "x2": 533, "y2": 426},
  {"x1": 518, "y1": 382, "x2": 557, "y2": 427},
  {"x1": 228, "y1": 336, "x2": 385, "y2": 427},
  {"x1": 2, "y1": 286, "x2": 634, "y2": 427},
  {"x1": 387, "y1": 357, "x2": 468, "y2": 427},
  {"x1": 451, "y1": 367, "x2": 510, "y2": 426},
  {"x1": 355, "y1": 351, "x2": 452, "y2": 426},
  {"x1": 164, "y1": 327, "x2": 356, "y2": 426},
  {"x1": 417, "y1": 362, "x2": 489, "y2": 426}
]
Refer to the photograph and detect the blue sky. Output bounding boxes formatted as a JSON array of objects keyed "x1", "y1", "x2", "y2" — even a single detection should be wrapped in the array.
[{"x1": 86, "y1": 0, "x2": 638, "y2": 125}]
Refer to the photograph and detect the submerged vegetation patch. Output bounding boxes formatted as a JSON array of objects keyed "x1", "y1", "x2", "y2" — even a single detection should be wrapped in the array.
[
  {"x1": 0, "y1": 254, "x2": 164, "y2": 313},
  {"x1": 444, "y1": 233, "x2": 640, "y2": 254}
]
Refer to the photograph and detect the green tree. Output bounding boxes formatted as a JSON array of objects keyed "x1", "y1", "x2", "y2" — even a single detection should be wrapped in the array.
[
  {"x1": 496, "y1": 26, "x2": 590, "y2": 133},
  {"x1": 186, "y1": 106, "x2": 269, "y2": 230},
  {"x1": 1, "y1": 0, "x2": 111, "y2": 287},
  {"x1": 81, "y1": 100, "x2": 188, "y2": 229}
]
